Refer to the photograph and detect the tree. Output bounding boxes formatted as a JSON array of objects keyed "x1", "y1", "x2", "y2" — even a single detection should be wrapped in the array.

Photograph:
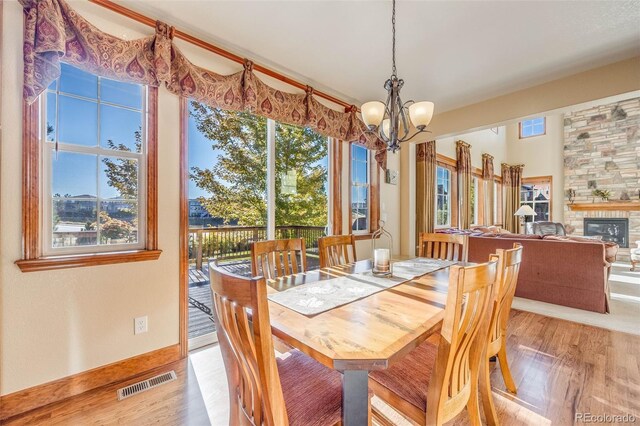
[
  {"x1": 102, "y1": 131, "x2": 140, "y2": 200},
  {"x1": 189, "y1": 102, "x2": 328, "y2": 227}
]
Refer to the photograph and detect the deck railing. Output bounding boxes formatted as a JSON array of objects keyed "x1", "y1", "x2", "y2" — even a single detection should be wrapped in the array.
[{"x1": 188, "y1": 225, "x2": 326, "y2": 270}]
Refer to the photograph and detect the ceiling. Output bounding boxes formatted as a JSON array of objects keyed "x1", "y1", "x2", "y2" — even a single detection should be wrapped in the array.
[{"x1": 117, "y1": 0, "x2": 640, "y2": 112}]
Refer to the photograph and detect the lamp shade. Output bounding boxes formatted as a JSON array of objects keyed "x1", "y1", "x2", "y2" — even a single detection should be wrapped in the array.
[
  {"x1": 514, "y1": 205, "x2": 536, "y2": 217},
  {"x1": 408, "y1": 101, "x2": 434, "y2": 128},
  {"x1": 361, "y1": 101, "x2": 385, "y2": 128}
]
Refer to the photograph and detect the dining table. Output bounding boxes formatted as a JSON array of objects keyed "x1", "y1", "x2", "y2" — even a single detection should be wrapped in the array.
[{"x1": 265, "y1": 258, "x2": 453, "y2": 426}]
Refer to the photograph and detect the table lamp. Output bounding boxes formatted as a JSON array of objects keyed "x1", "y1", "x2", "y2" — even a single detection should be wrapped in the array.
[{"x1": 514, "y1": 205, "x2": 536, "y2": 234}]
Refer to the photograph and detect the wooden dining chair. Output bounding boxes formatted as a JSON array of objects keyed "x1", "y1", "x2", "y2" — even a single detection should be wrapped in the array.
[
  {"x1": 209, "y1": 263, "x2": 343, "y2": 426},
  {"x1": 251, "y1": 238, "x2": 307, "y2": 279},
  {"x1": 318, "y1": 234, "x2": 357, "y2": 268},
  {"x1": 369, "y1": 259, "x2": 498, "y2": 426},
  {"x1": 480, "y1": 243, "x2": 523, "y2": 426},
  {"x1": 418, "y1": 232, "x2": 468, "y2": 262}
]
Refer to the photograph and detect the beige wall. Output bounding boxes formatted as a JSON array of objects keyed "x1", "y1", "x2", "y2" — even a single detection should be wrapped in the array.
[
  {"x1": 0, "y1": 1, "x2": 402, "y2": 395},
  {"x1": 506, "y1": 115, "x2": 565, "y2": 223}
]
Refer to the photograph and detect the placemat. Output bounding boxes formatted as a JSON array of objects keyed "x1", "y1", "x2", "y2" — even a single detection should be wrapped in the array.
[{"x1": 268, "y1": 258, "x2": 455, "y2": 316}]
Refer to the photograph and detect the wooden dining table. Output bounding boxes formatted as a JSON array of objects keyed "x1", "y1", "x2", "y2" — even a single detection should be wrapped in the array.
[{"x1": 266, "y1": 259, "x2": 452, "y2": 426}]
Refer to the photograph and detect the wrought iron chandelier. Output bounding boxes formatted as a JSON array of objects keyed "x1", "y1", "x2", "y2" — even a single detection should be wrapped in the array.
[{"x1": 361, "y1": 0, "x2": 434, "y2": 153}]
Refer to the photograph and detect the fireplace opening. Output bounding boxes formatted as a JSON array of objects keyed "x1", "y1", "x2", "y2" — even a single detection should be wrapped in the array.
[{"x1": 584, "y1": 218, "x2": 629, "y2": 248}]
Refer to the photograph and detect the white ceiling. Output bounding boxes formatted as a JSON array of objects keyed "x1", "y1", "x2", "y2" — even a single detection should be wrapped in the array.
[{"x1": 118, "y1": 0, "x2": 640, "y2": 112}]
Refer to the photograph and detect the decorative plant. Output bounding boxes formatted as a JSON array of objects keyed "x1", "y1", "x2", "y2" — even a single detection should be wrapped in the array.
[{"x1": 592, "y1": 189, "x2": 612, "y2": 201}]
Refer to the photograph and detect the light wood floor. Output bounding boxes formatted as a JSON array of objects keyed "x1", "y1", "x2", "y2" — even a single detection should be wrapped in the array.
[{"x1": 4, "y1": 310, "x2": 639, "y2": 425}]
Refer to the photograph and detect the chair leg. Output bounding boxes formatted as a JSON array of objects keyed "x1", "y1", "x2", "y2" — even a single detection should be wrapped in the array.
[
  {"x1": 496, "y1": 343, "x2": 517, "y2": 394},
  {"x1": 466, "y1": 380, "x2": 483, "y2": 426},
  {"x1": 480, "y1": 357, "x2": 499, "y2": 426}
]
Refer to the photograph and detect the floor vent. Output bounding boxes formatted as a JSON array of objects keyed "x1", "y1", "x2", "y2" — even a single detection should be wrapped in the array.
[{"x1": 117, "y1": 371, "x2": 177, "y2": 401}]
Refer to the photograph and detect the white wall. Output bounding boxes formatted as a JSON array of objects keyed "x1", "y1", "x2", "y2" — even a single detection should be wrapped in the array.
[
  {"x1": 506, "y1": 114, "x2": 565, "y2": 222},
  {"x1": 1, "y1": 1, "x2": 400, "y2": 395}
]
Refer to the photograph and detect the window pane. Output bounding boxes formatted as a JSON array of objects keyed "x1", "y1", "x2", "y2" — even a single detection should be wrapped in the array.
[
  {"x1": 58, "y1": 95, "x2": 98, "y2": 146},
  {"x1": 59, "y1": 63, "x2": 97, "y2": 99},
  {"x1": 100, "y1": 78, "x2": 142, "y2": 109},
  {"x1": 46, "y1": 92, "x2": 57, "y2": 142},
  {"x1": 353, "y1": 144, "x2": 367, "y2": 162},
  {"x1": 353, "y1": 160, "x2": 367, "y2": 184},
  {"x1": 100, "y1": 156, "x2": 138, "y2": 199},
  {"x1": 533, "y1": 124, "x2": 544, "y2": 134},
  {"x1": 52, "y1": 152, "x2": 97, "y2": 198},
  {"x1": 534, "y1": 202, "x2": 549, "y2": 221},
  {"x1": 100, "y1": 105, "x2": 143, "y2": 152},
  {"x1": 274, "y1": 122, "x2": 328, "y2": 264},
  {"x1": 52, "y1": 199, "x2": 97, "y2": 247},
  {"x1": 100, "y1": 201, "x2": 138, "y2": 245}
]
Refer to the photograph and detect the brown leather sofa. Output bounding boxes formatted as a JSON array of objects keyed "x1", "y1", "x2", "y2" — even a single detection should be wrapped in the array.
[{"x1": 467, "y1": 234, "x2": 615, "y2": 313}]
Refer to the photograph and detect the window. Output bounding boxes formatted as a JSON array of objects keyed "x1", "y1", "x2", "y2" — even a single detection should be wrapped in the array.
[
  {"x1": 520, "y1": 177, "x2": 552, "y2": 221},
  {"x1": 42, "y1": 64, "x2": 147, "y2": 254},
  {"x1": 493, "y1": 180, "x2": 503, "y2": 226},
  {"x1": 351, "y1": 144, "x2": 370, "y2": 233},
  {"x1": 470, "y1": 177, "x2": 479, "y2": 225},
  {"x1": 519, "y1": 117, "x2": 545, "y2": 138},
  {"x1": 435, "y1": 166, "x2": 451, "y2": 227},
  {"x1": 17, "y1": 62, "x2": 159, "y2": 271}
]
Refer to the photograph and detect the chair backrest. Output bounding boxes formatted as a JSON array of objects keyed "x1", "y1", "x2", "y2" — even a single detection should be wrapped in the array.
[
  {"x1": 318, "y1": 234, "x2": 357, "y2": 268},
  {"x1": 487, "y1": 243, "x2": 523, "y2": 355},
  {"x1": 426, "y1": 259, "x2": 498, "y2": 425},
  {"x1": 418, "y1": 233, "x2": 468, "y2": 262},
  {"x1": 251, "y1": 238, "x2": 307, "y2": 279},
  {"x1": 209, "y1": 264, "x2": 288, "y2": 426},
  {"x1": 528, "y1": 221, "x2": 566, "y2": 236}
]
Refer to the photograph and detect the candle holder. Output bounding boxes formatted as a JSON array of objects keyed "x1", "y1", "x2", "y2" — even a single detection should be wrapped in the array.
[{"x1": 372, "y1": 220, "x2": 393, "y2": 277}]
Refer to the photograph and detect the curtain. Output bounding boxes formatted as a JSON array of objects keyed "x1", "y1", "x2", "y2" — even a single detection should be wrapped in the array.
[
  {"x1": 416, "y1": 141, "x2": 436, "y2": 251},
  {"x1": 502, "y1": 163, "x2": 524, "y2": 233},
  {"x1": 456, "y1": 141, "x2": 472, "y2": 229},
  {"x1": 482, "y1": 153, "x2": 495, "y2": 226},
  {"x1": 20, "y1": 0, "x2": 387, "y2": 169}
]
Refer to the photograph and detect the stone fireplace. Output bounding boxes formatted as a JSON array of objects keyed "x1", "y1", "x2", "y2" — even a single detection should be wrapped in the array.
[
  {"x1": 584, "y1": 218, "x2": 629, "y2": 248},
  {"x1": 564, "y1": 97, "x2": 640, "y2": 261}
]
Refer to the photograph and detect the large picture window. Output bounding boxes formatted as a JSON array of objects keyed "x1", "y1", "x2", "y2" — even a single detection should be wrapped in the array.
[
  {"x1": 435, "y1": 166, "x2": 451, "y2": 227},
  {"x1": 42, "y1": 64, "x2": 147, "y2": 255},
  {"x1": 351, "y1": 144, "x2": 370, "y2": 233}
]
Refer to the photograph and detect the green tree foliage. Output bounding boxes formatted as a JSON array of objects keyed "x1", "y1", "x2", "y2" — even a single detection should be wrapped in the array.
[
  {"x1": 189, "y1": 102, "x2": 328, "y2": 227},
  {"x1": 102, "y1": 131, "x2": 140, "y2": 200}
]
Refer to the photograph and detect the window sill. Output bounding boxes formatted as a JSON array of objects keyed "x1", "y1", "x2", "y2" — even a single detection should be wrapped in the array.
[{"x1": 15, "y1": 249, "x2": 162, "y2": 273}]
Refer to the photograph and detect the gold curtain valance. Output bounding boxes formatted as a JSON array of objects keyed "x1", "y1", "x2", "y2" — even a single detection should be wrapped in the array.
[{"x1": 20, "y1": 0, "x2": 387, "y2": 169}]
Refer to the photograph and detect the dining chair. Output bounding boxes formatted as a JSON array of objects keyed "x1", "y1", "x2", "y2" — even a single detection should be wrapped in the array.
[
  {"x1": 418, "y1": 232, "x2": 468, "y2": 262},
  {"x1": 251, "y1": 238, "x2": 307, "y2": 279},
  {"x1": 209, "y1": 263, "x2": 343, "y2": 426},
  {"x1": 480, "y1": 243, "x2": 523, "y2": 426},
  {"x1": 369, "y1": 259, "x2": 498, "y2": 426},
  {"x1": 318, "y1": 234, "x2": 357, "y2": 268}
]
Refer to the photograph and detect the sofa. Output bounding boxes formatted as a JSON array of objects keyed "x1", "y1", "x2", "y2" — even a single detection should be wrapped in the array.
[{"x1": 467, "y1": 234, "x2": 616, "y2": 313}]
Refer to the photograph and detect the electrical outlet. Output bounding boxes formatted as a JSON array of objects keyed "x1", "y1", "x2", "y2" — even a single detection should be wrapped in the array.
[{"x1": 134, "y1": 316, "x2": 148, "y2": 335}]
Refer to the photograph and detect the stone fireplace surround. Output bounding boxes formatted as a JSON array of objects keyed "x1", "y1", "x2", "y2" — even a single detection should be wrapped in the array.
[{"x1": 563, "y1": 97, "x2": 640, "y2": 261}]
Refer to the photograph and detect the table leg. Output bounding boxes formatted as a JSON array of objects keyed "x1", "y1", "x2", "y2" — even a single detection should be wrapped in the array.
[{"x1": 342, "y1": 369, "x2": 369, "y2": 426}]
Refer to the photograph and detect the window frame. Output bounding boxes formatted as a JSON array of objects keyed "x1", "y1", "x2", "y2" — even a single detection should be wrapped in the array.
[
  {"x1": 520, "y1": 175, "x2": 553, "y2": 222},
  {"x1": 435, "y1": 154, "x2": 458, "y2": 228},
  {"x1": 16, "y1": 69, "x2": 160, "y2": 272},
  {"x1": 434, "y1": 165, "x2": 452, "y2": 229},
  {"x1": 348, "y1": 141, "x2": 380, "y2": 239},
  {"x1": 519, "y1": 117, "x2": 546, "y2": 139}
]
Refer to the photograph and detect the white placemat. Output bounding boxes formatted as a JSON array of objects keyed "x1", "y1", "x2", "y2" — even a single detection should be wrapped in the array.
[{"x1": 268, "y1": 258, "x2": 455, "y2": 316}]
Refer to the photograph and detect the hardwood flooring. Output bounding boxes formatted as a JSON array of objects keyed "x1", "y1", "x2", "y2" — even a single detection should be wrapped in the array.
[{"x1": 4, "y1": 310, "x2": 639, "y2": 425}]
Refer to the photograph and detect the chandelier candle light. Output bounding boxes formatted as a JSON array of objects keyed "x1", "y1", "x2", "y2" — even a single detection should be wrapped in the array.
[{"x1": 361, "y1": 0, "x2": 435, "y2": 153}]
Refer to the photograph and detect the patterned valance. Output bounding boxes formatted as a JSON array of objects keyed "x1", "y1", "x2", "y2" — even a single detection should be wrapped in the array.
[
  {"x1": 482, "y1": 153, "x2": 494, "y2": 180},
  {"x1": 20, "y1": 0, "x2": 387, "y2": 169}
]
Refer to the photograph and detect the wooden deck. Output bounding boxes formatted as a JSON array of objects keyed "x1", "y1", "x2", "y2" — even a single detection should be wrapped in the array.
[{"x1": 188, "y1": 257, "x2": 321, "y2": 339}]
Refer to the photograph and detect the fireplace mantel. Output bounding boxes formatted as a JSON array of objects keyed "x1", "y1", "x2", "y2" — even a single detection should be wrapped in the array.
[{"x1": 568, "y1": 201, "x2": 640, "y2": 212}]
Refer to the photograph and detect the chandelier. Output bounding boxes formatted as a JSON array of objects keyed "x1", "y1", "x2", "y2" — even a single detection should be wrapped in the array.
[{"x1": 361, "y1": 0, "x2": 434, "y2": 153}]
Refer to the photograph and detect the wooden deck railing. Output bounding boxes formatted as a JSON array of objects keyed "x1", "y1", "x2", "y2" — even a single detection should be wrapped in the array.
[{"x1": 188, "y1": 225, "x2": 326, "y2": 270}]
